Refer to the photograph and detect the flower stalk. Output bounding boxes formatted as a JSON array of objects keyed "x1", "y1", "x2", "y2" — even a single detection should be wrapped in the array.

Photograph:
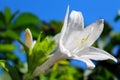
[{"x1": 32, "y1": 50, "x2": 67, "y2": 78}]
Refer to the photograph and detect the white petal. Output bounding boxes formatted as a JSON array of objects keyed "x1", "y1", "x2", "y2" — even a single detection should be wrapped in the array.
[
  {"x1": 64, "y1": 20, "x2": 104, "y2": 51},
  {"x1": 84, "y1": 19, "x2": 104, "y2": 47},
  {"x1": 64, "y1": 31, "x2": 83, "y2": 51},
  {"x1": 72, "y1": 55, "x2": 95, "y2": 69},
  {"x1": 25, "y1": 28, "x2": 33, "y2": 49},
  {"x1": 63, "y1": 11, "x2": 84, "y2": 43},
  {"x1": 60, "y1": 5, "x2": 69, "y2": 40},
  {"x1": 76, "y1": 47, "x2": 117, "y2": 62},
  {"x1": 80, "y1": 58, "x2": 95, "y2": 69},
  {"x1": 59, "y1": 40, "x2": 72, "y2": 57},
  {"x1": 59, "y1": 6, "x2": 71, "y2": 56},
  {"x1": 68, "y1": 10, "x2": 84, "y2": 31},
  {"x1": 53, "y1": 33, "x2": 60, "y2": 43}
]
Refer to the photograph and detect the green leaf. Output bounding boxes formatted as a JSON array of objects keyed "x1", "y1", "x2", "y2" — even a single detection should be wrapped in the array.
[
  {"x1": 39, "y1": 73, "x2": 48, "y2": 80},
  {"x1": 19, "y1": 62, "x2": 28, "y2": 74},
  {"x1": 101, "y1": 21, "x2": 112, "y2": 38},
  {"x1": 10, "y1": 10, "x2": 19, "y2": 24},
  {"x1": 13, "y1": 13, "x2": 39, "y2": 27},
  {"x1": 5, "y1": 29, "x2": 20, "y2": 40},
  {"x1": 38, "y1": 37, "x2": 51, "y2": 53},
  {"x1": 37, "y1": 32, "x2": 42, "y2": 42},
  {"x1": 47, "y1": 39, "x2": 56, "y2": 54},
  {"x1": 0, "y1": 21, "x2": 4, "y2": 28},
  {"x1": 0, "y1": 29, "x2": 20, "y2": 44},
  {"x1": 0, "y1": 12, "x2": 5, "y2": 27},
  {"x1": 49, "y1": 21, "x2": 62, "y2": 34},
  {"x1": 36, "y1": 36, "x2": 56, "y2": 54},
  {"x1": 41, "y1": 21, "x2": 62, "y2": 36},
  {"x1": 18, "y1": 39, "x2": 29, "y2": 54},
  {"x1": 110, "y1": 31, "x2": 120, "y2": 45},
  {"x1": 5, "y1": 63, "x2": 21, "y2": 80},
  {"x1": 0, "y1": 60, "x2": 8, "y2": 72},
  {"x1": 26, "y1": 35, "x2": 56, "y2": 74},
  {"x1": 4, "y1": 7, "x2": 12, "y2": 24},
  {"x1": 0, "y1": 44, "x2": 15, "y2": 52}
]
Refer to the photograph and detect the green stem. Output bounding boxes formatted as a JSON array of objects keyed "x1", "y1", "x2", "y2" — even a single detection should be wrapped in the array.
[{"x1": 24, "y1": 72, "x2": 35, "y2": 80}]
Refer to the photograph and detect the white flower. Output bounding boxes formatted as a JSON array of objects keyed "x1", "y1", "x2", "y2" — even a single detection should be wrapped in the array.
[
  {"x1": 25, "y1": 28, "x2": 36, "y2": 49},
  {"x1": 54, "y1": 6, "x2": 117, "y2": 69},
  {"x1": 32, "y1": 6, "x2": 117, "y2": 77}
]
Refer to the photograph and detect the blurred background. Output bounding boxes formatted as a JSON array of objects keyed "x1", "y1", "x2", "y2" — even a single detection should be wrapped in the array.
[{"x1": 0, "y1": 0, "x2": 120, "y2": 80}]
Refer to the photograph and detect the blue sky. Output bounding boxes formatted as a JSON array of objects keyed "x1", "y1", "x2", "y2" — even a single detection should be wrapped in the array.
[{"x1": 0, "y1": 0, "x2": 120, "y2": 31}]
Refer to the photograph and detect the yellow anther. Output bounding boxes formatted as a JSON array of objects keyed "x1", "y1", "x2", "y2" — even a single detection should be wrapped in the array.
[
  {"x1": 76, "y1": 36, "x2": 89, "y2": 48},
  {"x1": 81, "y1": 37, "x2": 89, "y2": 43}
]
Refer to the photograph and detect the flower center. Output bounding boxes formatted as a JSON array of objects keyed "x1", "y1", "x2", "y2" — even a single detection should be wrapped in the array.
[
  {"x1": 76, "y1": 36, "x2": 89, "y2": 48},
  {"x1": 72, "y1": 37, "x2": 89, "y2": 54}
]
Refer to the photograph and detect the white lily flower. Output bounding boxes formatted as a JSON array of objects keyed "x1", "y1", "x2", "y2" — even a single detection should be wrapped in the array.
[
  {"x1": 25, "y1": 28, "x2": 36, "y2": 49},
  {"x1": 56, "y1": 6, "x2": 117, "y2": 69},
  {"x1": 32, "y1": 6, "x2": 117, "y2": 77}
]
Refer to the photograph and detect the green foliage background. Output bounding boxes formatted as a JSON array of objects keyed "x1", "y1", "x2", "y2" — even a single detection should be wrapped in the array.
[{"x1": 0, "y1": 7, "x2": 120, "y2": 80}]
